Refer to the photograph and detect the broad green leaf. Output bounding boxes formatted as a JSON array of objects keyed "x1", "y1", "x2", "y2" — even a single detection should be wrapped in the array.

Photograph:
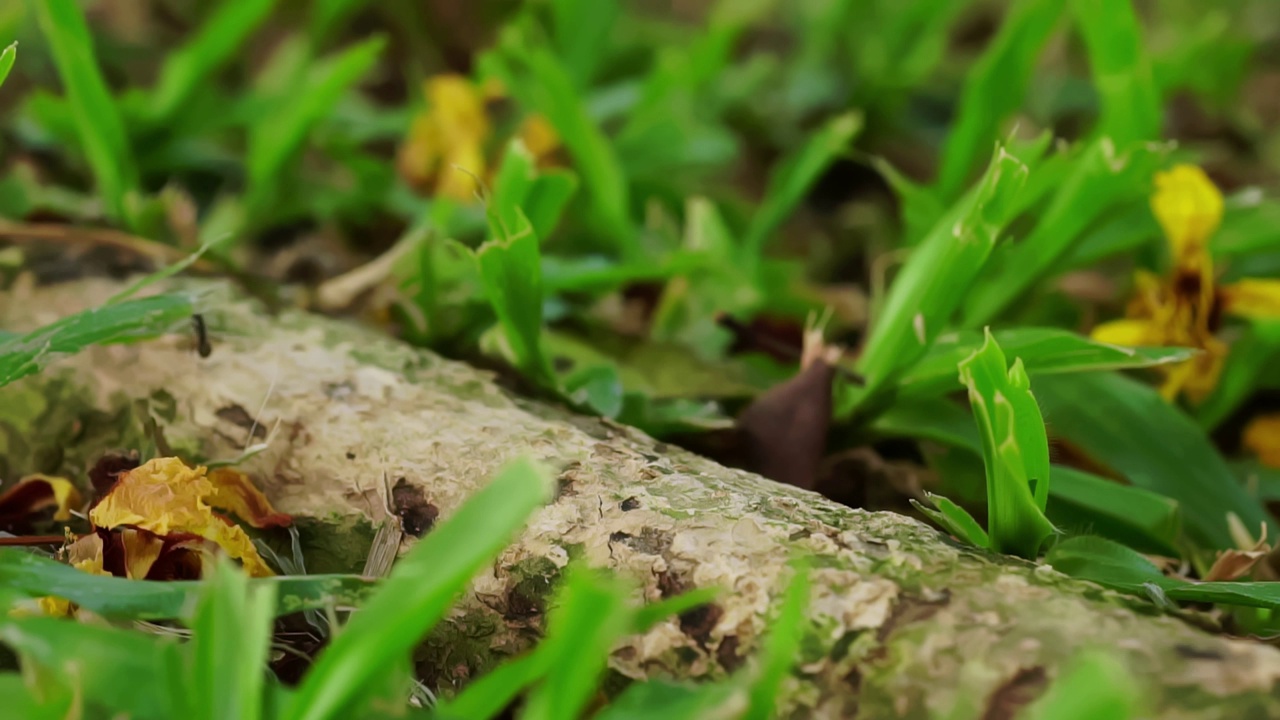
[
  {"x1": 0, "y1": 672, "x2": 70, "y2": 720},
  {"x1": 184, "y1": 559, "x2": 276, "y2": 720},
  {"x1": 247, "y1": 36, "x2": 385, "y2": 212},
  {"x1": 898, "y1": 327, "x2": 1195, "y2": 397},
  {"x1": 148, "y1": 0, "x2": 277, "y2": 122},
  {"x1": 1214, "y1": 196, "x2": 1280, "y2": 257},
  {"x1": 0, "y1": 616, "x2": 183, "y2": 719},
  {"x1": 958, "y1": 330, "x2": 1055, "y2": 558},
  {"x1": 33, "y1": 0, "x2": 138, "y2": 222},
  {"x1": 872, "y1": 396, "x2": 981, "y2": 450},
  {"x1": 1069, "y1": 0, "x2": 1160, "y2": 144},
  {"x1": 1048, "y1": 467, "x2": 1181, "y2": 556},
  {"x1": 522, "y1": 567, "x2": 635, "y2": 720},
  {"x1": 562, "y1": 364, "x2": 624, "y2": 418},
  {"x1": 0, "y1": 41, "x2": 14, "y2": 89},
  {"x1": 936, "y1": 0, "x2": 1065, "y2": 200},
  {"x1": 0, "y1": 549, "x2": 376, "y2": 620},
  {"x1": 855, "y1": 147, "x2": 1028, "y2": 400},
  {"x1": 744, "y1": 561, "x2": 810, "y2": 720},
  {"x1": 1035, "y1": 372, "x2": 1275, "y2": 549},
  {"x1": 492, "y1": 139, "x2": 579, "y2": 241},
  {"x1": 962, "y1": 139, "x2": 1168, "y2": 325},
  {"x1": 1025, "y1": 652, "x2": 1141, "y2": 720},
  {"x1": 286, "y1": 458, "x2": 554, "y2": 720},
  {"x1": 741, "y1": 112, "x2": 862, "y2": 267},
  {"x1": 912, "y1": 493, "x2": 991, "y2": 548},
  {"x1": 475, "y1": 207, "x2": 554, "y2": 387},
  {"x1": 0, "y1": 294, "x2": 194, "y2": 388}
]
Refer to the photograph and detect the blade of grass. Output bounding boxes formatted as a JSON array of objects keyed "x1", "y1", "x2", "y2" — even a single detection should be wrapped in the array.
[
  {"x1": 912, "y1": 493, "x2": 991, "y2": 548},
  {"x1": 285, "y1": 457, "x2": 554, "y2": 720},
  {"x1": 594, "y1": 680, "x2": 741, "y2": 720},
  {"x1": 1048, "y1": 467, "x2": 1181, "y2": 556},
  {"x1": 0, "y1": 549, "x2": 376, "y2": 620},
  {"x1": 855, "y1": 146, "x2": 1028, "y2": 401},
  {"x1": 186, "y1": 559, "x2": 277, "y2": 720},
  {"x1": 247, "y1": 36, "x2": 385, "y2": 214},
  {"x1": 0, "y1": 41, "x2": 15, "y2": 89},
  {"x1": 435, "y1": 651, "x2": 547, "y2": 720},
  {"x1": 1035, "y1": 372, "x2": 1275, "y2": 549},
  {"x1": 936, "y1": 0, "x2": 1065, "y2": 200},
  {"x1": 474, "y1": 206, "x2": 555, "y2": 388},
  {"x1": 1069, "y1": 0, "x2": 1160, "y2": 144},
  {"x1": 744, "y1": 561, "x2": 810, "y2": 720},
  {"x1": 33, "y1": 0, "x2": 137, "y2": 222},
  {"x1": 148, "y1": 0, "x2": 279, "y2": 122},
  {"x1": 740, "y1": 112, "x2": 862, "y2": 269},
  {"x1": 1025, "y1": 652, "x2": 1142, "y2": 720},
  {"x1": 549, "y1": 0, "x2": 618, "y2": 88}
]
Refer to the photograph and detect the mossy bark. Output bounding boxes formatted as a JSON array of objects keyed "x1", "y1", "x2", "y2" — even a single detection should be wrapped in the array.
[{"x1": 3, "y1": 277, "x2": 1280, "y2": 719}]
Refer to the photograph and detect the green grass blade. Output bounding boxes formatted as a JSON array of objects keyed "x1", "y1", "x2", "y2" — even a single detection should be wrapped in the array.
[
  {"x1": 0, "y1": 294, "x2": 194, "y2": 388},
  {"x1": 149, "y1": 0, "x2": 278, "y2": 122},
  {"x1": 33, "y1": 0, "x2": 137, "y2": 222},
  {"x1": 899, "y1": 327, "x2": 1196, "y2": 398},
  {"x1": 286, "y1": 458, "x2": 554, "y2": 720},
  {"x1": 522, "y1": 567, "x2": 635, "y2": 720},
  {"x1": 744, "y1": 561, "x2": 810, "y2": 720},
  {"x1": 1026, "y1": 652, "x2": 1141, "y2": 720},
  {"x1": 936, "y1": 0, "x2": 1065, "y2": 199},
  {"x1": 435, "y1": 651, "x2": 547, "y2": 720},
  {"x1": 0, "y1": 549, "x2": 376, "y2": 620},
  {"x1": 247, "y1": 36, "x2": 385, "y2": 212},
  {"x1": 855, "y1": 147, "x2": 1028, "y2": 399},
  {"x1": 0, "y1": 41, "x2": 15, "y2": 89},
  {"x1": 741, "y1": 112, "x2": 862, "y2": 266},
  {"x1": 958, "y1": 330, "x2": 1055, "y2": 558},
  {"x1": 309, "y1": 0, "x2": 370, "y2": 43},
  {"x1": 594, "y1": 680, "x2": 741, "y2": 720},
  {"x1": 912, "y1": 493, "x2": 991, "y2": 548},
  {"x1": 187, "y1": 559, "x2": 276, "y2": 720},
  {"x1": 475, "y1": 206, "x2": 554, "y2": 387},
  {"x1": 1035, "y1": 372, "x2": 1276, "y2": 549},
  {"x1": 1048, "y1": 467, "x2": 1181, "y2": 556},
  {"x1": 549, "y1": 0, "x2": 618, "y2": 87},
  {"x1": 484, "y1": 29, "x2": 635, "y2": 257},
  {"x1": 1069, "y1": 0, "x2": 1160, "y2": 144},
  {"x1": 961, "y1": 139, "x2": 1166, "y2": 326}
]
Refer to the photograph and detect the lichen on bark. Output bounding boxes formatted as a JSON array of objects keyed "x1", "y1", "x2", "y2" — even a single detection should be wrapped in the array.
[{"x1": 2, "y1": 276, "x2": 1280, "y2": 719}]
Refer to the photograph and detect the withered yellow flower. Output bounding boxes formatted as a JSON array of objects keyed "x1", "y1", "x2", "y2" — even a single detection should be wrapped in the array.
[
  {"x1": 1091, "y1": 165, "x2": 1280, "y2": 402},
  {"x1": 397, "y1": 73, "x2": 560, "y2": 202}
]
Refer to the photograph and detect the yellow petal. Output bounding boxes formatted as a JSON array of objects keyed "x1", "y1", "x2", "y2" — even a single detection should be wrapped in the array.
[
  {"x1": 37, "y1": 533, "x2": 110, "y2": 617},
  {"x1": 517, "y1": 114, "x2": 561, "y2": 162},
  {"x1": 90, "y1": 458, "x2": 275, "y2": 577},
  {"x1": 1151, "y1": 165, "x2": 1223, "y2": 258},
  {"x1": 207, "y1": 468, "x2": 292, "y2": 528},
  {"x1": 1221, "y1": 279, "x2": 1280, "y2": 320},
  {"x1": 120, "y1": 527, "x2": 165, "y2": 580},
  {"x1": 0, "y1": 474, "x2": 83, "y2": 522},
  {"x1": 1244, "y1": 414, "x2": 1280, "y2": 468},
  {"x1": 1090, "y1": 318, "x2": 1163, "y2": 347}
]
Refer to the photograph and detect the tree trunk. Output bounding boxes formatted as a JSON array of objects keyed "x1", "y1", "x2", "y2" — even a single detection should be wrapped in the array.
[{"x1": 2, "y1": 275, "x2": 1279, "y2": 720}]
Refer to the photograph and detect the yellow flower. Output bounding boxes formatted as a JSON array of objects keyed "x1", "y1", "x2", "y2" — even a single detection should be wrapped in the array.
[
  {"x1": 397, "y1": 74, "x2": 560, "y2": 202},
  {"x1": 1244, "y1": 414, "x2": 1280, "y2": 468},
  {"x1": 1091, "y1": 165, "x2": 1280, "y2": 402}
]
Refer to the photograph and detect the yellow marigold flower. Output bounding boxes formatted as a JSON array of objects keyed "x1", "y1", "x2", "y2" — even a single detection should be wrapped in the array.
[
  {"x1": 1091, "y1": 164, "x2": 1280, "y2": 402},
  {"x1": 397, "y1": 73, "x2": 560, "y2": 202}
]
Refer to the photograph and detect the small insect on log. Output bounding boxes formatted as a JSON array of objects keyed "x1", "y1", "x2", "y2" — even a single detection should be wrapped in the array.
[{"x1": 192, "y1": 314, "x2": 212, "y2": 358}]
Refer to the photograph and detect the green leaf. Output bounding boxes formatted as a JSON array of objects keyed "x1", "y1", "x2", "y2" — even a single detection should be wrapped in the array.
[
  {"x1": 741, "y1": 112, "x2": 862, "y2": 266},
  {"x1": 247, "y1": 36, "x2": 385, "y2": 213},
  {"x1": 33, "y1": 0, "x2": 138, "y2": 222},
  {"x1": 898, "y1": 327, "x2": 1196, "y2": 398},
  {"x1": 184, "y1": 559, "x2": 276, "y2": 720},
  {"x1": 0, "y1": 41, "x2": 15, "y2": 89},
  {"x1": 286, "y1": 457, "x2": 554, "y2": 720},
  {"x1": 522, "y1": 567, "x2": 635, "y2": 720},
  {"x1": 961, "y1": 139, "x2": 1168, "y2": 325},
  {"x1": 1025, "y1": 651, "x2": 1141, "y2": 720},
  {"x1": 485, "y1": 29, "x2": 635, "y2": 257},
  {"x1": 958, "y1": 329, "x2": 1056, "y2": 558},
  {"x1": 936, "y1": 0, "x2": 1065, "y2": 200},
  {"x1": 1069, "y1": 0, "x2": 1160, "y2": 144},
  {"x1": 912, "y1": 493, "x2": 991, "y2": 548},
  {"x1": 855, "y1": 146, "x2": 1029, "y2": 402},
  {"x1": 549, "y1": 0, "x2": 618, "y2": 88},
  {"x1": 0, "y1": 294, "x2": 194, "y2": 388},
  {"x1": 149, "y1": 0, "x2": 278, "y2": 122},
  {"x1": 0, "y1": 549, "x2": 376, "y2": 620},
  {"x1": 475, "y1": 207, "x2": 554, "y2": 387},
  {"x1": 595, "y1": 680, "x2": 741, "y2": 720},
  {"x1": 435, "y1": 651, "x2": 548, "y2": 720},
  {"x1": 491, "y1": 139, "x2": 579, "y2": 241},
  {"x1": 744, "y1": 561, "x2": 810, "y2": 720},
  {"x1": 1048, "y1": 467, "x2": 1181, "y2": 556},
  {"x1": 0, "y1": 672, "x2": 71, "y2": 720},
  {"x1": 1035, "y1": 372, "x2": 1275, "y2": 549},
  {"x1": 0, "y1": 616, "x2": 183, "y2": 719}
]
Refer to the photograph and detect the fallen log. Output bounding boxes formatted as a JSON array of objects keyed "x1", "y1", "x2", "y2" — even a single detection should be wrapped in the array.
[{"x1": 2, "y1": 275, "x2": 1279, "y2": 719}]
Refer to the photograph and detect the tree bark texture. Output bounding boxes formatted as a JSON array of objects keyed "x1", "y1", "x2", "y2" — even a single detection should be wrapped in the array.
[{"x1": 2, "y1": 276, "x2": 1280, "y2": 719}]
